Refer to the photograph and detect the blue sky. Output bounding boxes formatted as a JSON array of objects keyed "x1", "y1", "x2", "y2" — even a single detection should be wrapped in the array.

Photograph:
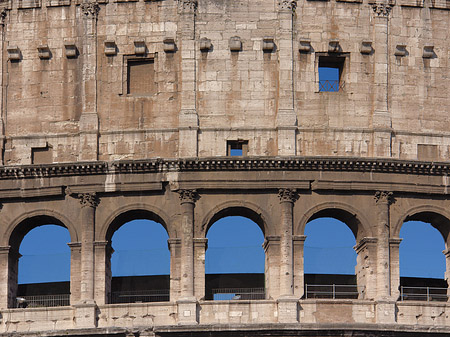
[{"x1": 18, "y1": 216, "x2": 446, "y2": 284}]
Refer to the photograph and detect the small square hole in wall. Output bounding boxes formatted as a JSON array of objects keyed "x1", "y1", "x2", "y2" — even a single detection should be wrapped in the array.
[
  {"x1": 127, "y1": 58, "x2": 155, "y2": 95},
  {"x1": 31, "y1": 146, "x2": 53, "y2": 164},
  {"x1": 227, "y1": 140, "x2": 248, "y2": 156},
  {"x1": 318, "y1": 56, "x2": 345, "y2": 92}
]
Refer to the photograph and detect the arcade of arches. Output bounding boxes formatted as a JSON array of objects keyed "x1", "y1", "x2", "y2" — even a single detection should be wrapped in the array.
[{"x1": 3, "y1": 187, "x2": 450, "y2": 310}]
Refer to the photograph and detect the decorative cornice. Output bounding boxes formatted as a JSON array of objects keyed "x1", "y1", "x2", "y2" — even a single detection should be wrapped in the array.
[
  {"x1": 278, "y1": 188, "x2": 299, "y2": 203},
  {"x1": 78, "y1": 192, "x2": 100, "y2": 208},
  {"x1": 178, "y1": 189, "x2": 199, "y2": 204},
  {"x1": 372, "y1": 3, "x2": 392, "y2": 17},
  {"x1": 278, "y1": 0, "x2": 297, "y2": 11},
  {"x1": 178, "y1": 0, "x2": 197, "y2": 13},
  {"x1": 80, "y1": 1, "x2": 99, "y2": 19},
  {"x1": 1, "y1": 157, "x2": 450, "y2": 179},
  {"x1": 374, "y1": 191, "x2": 394, "y2": 205}
]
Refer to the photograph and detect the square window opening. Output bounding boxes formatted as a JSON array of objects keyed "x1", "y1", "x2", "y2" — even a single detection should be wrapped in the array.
[
  {"x1": 127, "y1": 58, "x2": 155, "y2": 95},
  {"x1": 227, "y1": 140, "x2": 248, "y2": 156},
  {"x1": 318, "y1": 56, "x2": 345, "y2": 92}
]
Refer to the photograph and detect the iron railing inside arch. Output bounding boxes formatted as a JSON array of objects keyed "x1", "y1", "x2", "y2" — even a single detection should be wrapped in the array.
[
  {"x1": 16, "y1": 294, "x2": 70, "y2": 308},
  {"x1": 212, "y1": 287, "x2": 266, "y2": 301},
  {"x1": 111, "y1": 289, "x2": 170, "y2": 304},
  {"x1": 305, "y1": 284, "x2": 364, "y2": 299},
  {"x1": 400, "y1": 286, "x2": 448, "y2": 302}
]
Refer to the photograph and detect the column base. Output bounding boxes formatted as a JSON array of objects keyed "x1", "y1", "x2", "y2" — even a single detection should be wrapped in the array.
[
  {"x1": 177, "y1": 298, "x2": 198, "y2": 325},
  {"x1": 277, "y1": 296, "x2": 299, "y2": 323},
  {"x1": 375, "y1": 300, "x2": 396, "y2": 324},
  {"x1": 74, "y1": 301, "x2": 98, "y2": 328}
]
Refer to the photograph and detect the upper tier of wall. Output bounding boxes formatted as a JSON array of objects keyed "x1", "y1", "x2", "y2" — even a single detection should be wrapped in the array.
[{"x1": 0, "y1": 0, "x2": 449, "y2": 164}]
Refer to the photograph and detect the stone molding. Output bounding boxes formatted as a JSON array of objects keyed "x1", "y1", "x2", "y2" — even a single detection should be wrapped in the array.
[{"x1": 278, "y1": 188, "x2": 299, "y2": 203}]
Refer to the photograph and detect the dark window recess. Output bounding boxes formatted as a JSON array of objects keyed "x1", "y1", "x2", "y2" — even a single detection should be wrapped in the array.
[
  {"x1": 227, "y1": 140, "x2": 248, "y2": 156},
  {"x1": 31, "y1": 146, "x2": 53, "y2": 164},
  {"x1": 318, "y1": 56, "x2": 345, "y2": 92},
  {"x1": 127, "y1": 59, "x2": 155, "y2": 95}
]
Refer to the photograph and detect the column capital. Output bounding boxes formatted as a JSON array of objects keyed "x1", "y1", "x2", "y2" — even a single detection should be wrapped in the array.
[
  {"x1": 278, "y1": 0, "x2": 297, "y2": 12},
  {"x1": 278, "y1": 188, "x2": 299, "y2": 203},
  {"x1": 78, "y1": 192, "x2": 100, "y2": 208},
  {"x1": 374, "y1": 191, "x2": 394, "y2": 205},
  {"x1": 178, "y1": 189, "x2": 199, "y2": 204},
  {"x1": 80, "y1": 1, "x2": 100, "y2": 19},
  {"x1": 372, "y1": 3, "x2": 392, "y2": 17},
  {"x1": 178, "y1": 0, "x2": 198, "y2": 13}
]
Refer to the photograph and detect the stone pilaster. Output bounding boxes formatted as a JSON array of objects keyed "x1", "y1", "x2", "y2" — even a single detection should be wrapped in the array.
[
  {"x1": 354, "y1": 237, "x2": 378, "y2": 300},
  {"x1": 68, "y1": 242, "x2": 82, "y2": 305},
  {"x1": 78, "y1": 1, "x2": 99, "y2": 161},
  {"x1": 374, "y1": 191, "x2": 394, "y2": 300},
  {"x1": 168, "y1": 238, "x2": 182, "y2": 301},
  {"x1": 94, "y1": 241, "x2": 109, "y2": 305},
  {"x1": 0, "y1": 246, "x2": 11, "y2": 309},
  {"x1": 389, "y1": 237, "x2": 402, "y2": 300},
  {"x1": 178, "y1": 0, "x2": 199, "y2": 157},
  {"x1": 276, "y1": 0, "x2": 297, "y2": 155},
  {"x1": 371, "y1": 1, "x2": 393, "y2": 157},
  {"x1": 194, "y1": 238, "x2": 207, "y2": 300},
  {"x1": 444, "y1": 249, "x2": 450, "y2": 302},
  {"x1": 264, "y1": 235, "x2": 281, "y2": 300},
  {"x1": 0, "y1": 9, "x2": 7, "y2": 165},
  {"x1": 177, "y1": 189, "x2": 198, "y2": 325}
]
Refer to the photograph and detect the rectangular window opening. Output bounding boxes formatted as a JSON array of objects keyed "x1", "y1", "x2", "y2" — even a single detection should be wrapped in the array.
[
  {"x1": 127, "y1": 58, "x2": 155, "y2": 95},
  {"x1": 318, "y1": 56, "x2": 345, "y2": 92},
  {"x1": 227, "y1": 140, "x2": 248, "y2": 157}
]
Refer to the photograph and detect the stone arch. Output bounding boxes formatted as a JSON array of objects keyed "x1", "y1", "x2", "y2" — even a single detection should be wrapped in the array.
[
  {"x1": 201, "y1": 200, "x2": 272, "y2": 237},
  {"x1": 296, "y1": 201, "x2": 373, "y2": 241},
  {"x1": 393, "y1": 205, "x2": 450, "y2": 246},
  {"x1": 6, "y1": 209, "x2": 78, "y2": 250},
  {"x1": 100, "y1": 203, "x2": 172, "y2": 242}
]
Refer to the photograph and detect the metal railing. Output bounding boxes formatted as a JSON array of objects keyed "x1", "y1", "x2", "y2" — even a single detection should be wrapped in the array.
[
  {"x1": 111, "y1": 289, "x2": 169, "y2": 304},
  {"x1": 305, "y1": 284, "x2": 363, "y2": 299},
  {"x1": 319, "y1": 80, "x2": 344, "y2": 92},
  {"x1": 400, "y1": 286, "x2": 448, "y2": 302},
  {"x1": 212, "y1": 287, "x2": 265, "y2": 300},
  {"x1": 16, "y1": 294, "x2": 70, "y2": 308}
]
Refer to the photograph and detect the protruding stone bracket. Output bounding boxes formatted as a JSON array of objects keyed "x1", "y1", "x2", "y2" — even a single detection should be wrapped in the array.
[
  {"x1": 104, "y1": 40, "x2": 117, "y2": 56},
  {"x1": 7, "y1": 45, "x2": 21, "y2": 61},
  {"x1": 360, "y1": 40, "x2": 373, "y2": 55},
  {"x1": 278, "y1": 188, "x2": 299, "y2": 203},
  {"x1": 163, "y1": 38, "x2": 176, "y2": 53},
  {"x1": 423, "y1": 45, "x2": 435, "y2": 59},
  {"x1": 199, "y1": 37, "x2": 212, "y2": 52},
  {"x1": 37, "y1": 45, "x2": 51, "y2": 59},
  {"x1": 278, "y1": 0, "x2": 297, "y2": 11},
  {"x1": 262, "y1": 38, "x2": 276, "y2": 53},
  {"x1": 374, "y1": 191, "x2": 394, "y2": 205},
  {"x1": 298, "y1": 38, "x2": 311, "y2": 53},
  {"x1": 328, "y1": 39, "x2": 341, "y2": 53},
  {"x1": 64, "y1": 42, "x2": 78, "y2": 58},
  {"x1": 394, "y1": 44, "x2": 407, "y2": 57},
  {"x1": 229, "y1": 36, "x2": 242, "y2": 52},
  {"x1": 178, "y1": 189, "x2": 199, "y2": 204},
  {"x1": 134, "y1": 39, "x2": 147, "y2": 55}
]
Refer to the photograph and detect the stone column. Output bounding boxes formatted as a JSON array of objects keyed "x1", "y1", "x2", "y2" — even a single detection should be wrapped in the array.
[
  {"x1": 178, "y1": 0, "x2": 199, "y2": 157},
  {"x1": 78, "y1": 1, "x2": 99, "y2": 161},
  {"x1": 374, "y1": 190, "x2": 396, "y2": 324},
  {"x1": 276, "y1": 0, "x2": 297, "y2": 155},
  {"x1": 293, "y1": 235, "x2": 306, "y2": 298},
  {"x1": 73, "y1": 192, "x2": 99, "y2": 328},
  {"x1": 68, "y1": 242, "x2": 82, "y2": 305},
  {"x1": 168, "y1": 238, "x2": 181, "y2": 301},
  {"x1": 0, "y1": 9, "x2": 7, "y2": 164},
  {"x1": 177, "y1": 189, "x2": 198, "y2": 325},
  {"x1": 194, "y1": 238, "x2": 208, "y2": 300},
  {"x1": 371, "y1": 2, "x2": 393, "y2": 157},
  {"x1": 374, "y1": 191, "x2": 394, "y2": 299},
  {"x1": 278, "y1": 188, "x2": 298, "y2": 297}
]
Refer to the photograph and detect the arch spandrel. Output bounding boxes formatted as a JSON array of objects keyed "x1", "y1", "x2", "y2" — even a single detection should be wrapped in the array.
[
  {"x1": 200, "y1": 200, "x2": 273, "y2": 237},
  {"x1": 99, "y1": 203, "x2": 173, "y2": 242},
  {"x1": 393, "y1": 205, "x2": 450, "y2": 246},
  {"x1": 296, "y1": 201, "x2": 373, "y2": 241},
  {"x1": 4, "y1": 209, "x2": 78, "y2": 250}
]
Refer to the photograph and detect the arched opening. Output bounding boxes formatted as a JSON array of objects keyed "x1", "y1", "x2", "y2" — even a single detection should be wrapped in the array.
[
  {"x1": 106, "y1": 211, "x2": 170, "y2": 304},
  {"x1": 303, "y1": 217, "x2": 358, "y2": 299},
  {"x1": 205, "y1": 215, "x2": 265, "y2": 300},
  {"x1": 9, "y1": 216, "x2": 71, "y2": 308},
  {"x1": 399, "y1": 217, "x2": 448, "y2": 302}
]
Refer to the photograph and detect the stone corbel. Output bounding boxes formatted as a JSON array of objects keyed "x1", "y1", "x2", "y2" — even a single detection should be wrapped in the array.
[
  {"x1": 104, "y1": 40, "x2": 117, "y2": 56},
  {"x1": 64, "y1": 42, "x2": 78, "y2": 58},
  {"x1": 163, "y1": 38, "x2": 176, "y2": 53},
  {"x1": 134, "y1": 39, "x2": 146, "y2": 55},
  {"x1": 7, "y1": 45, "x2": 21, "y2": 61},
  {"x1": 262, "y1": 38, "x2": 275, "y2": 52},
  {"x1": 37, "y1": 45, "x2": 51, "y2": 59},
  {"x1": 360, "y1": 40, "x2": 373, "y2": 55},
  {"x1": 199, "y1": 37, "x2": 212, "y2": 52},
  {"x1": 229, "y1": 36, "x2": 242, "y2": 52},
  {"x1": 299, "y1": 38, "x2": 311, "y2": 53}
]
